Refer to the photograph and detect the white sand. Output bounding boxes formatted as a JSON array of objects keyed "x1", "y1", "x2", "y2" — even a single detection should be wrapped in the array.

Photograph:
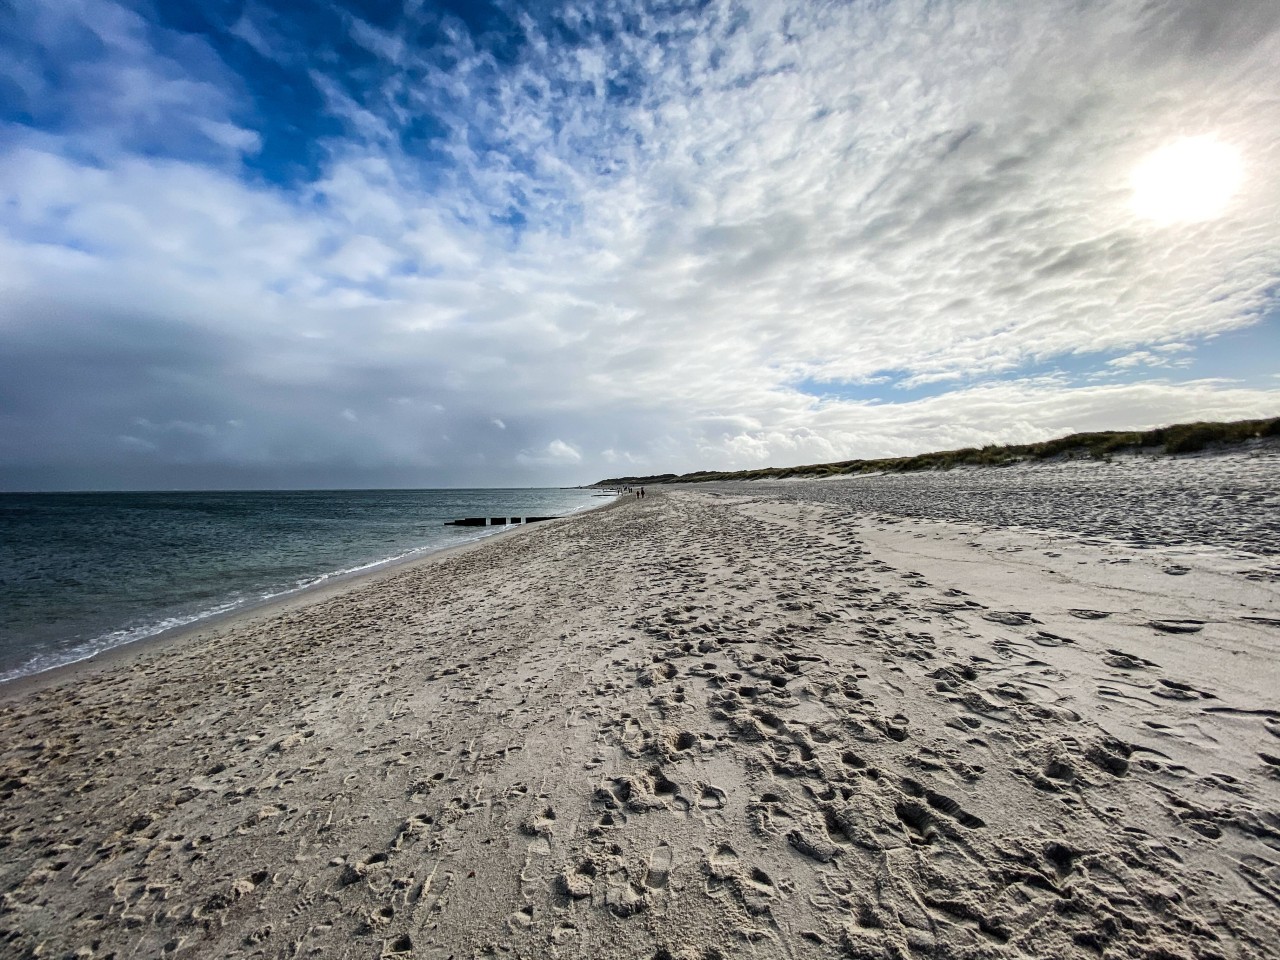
[{"x1": 2, "y1": 454, "x2": 1278, "y2": 959}]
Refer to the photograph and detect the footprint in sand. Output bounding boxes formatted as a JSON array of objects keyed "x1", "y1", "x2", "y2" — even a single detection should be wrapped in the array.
[
  {"x1": 556, "y1": 859, "x2": 597, "y2": 900},
  {"x1": 706, "y1": 844, "x2": 739, "y2": 879},
  {"x1": 519, "y1": 835, "x2": 552, "y2": 899},
  {"x1": 1152, "y1": 679, "x2": 1216, "y2": 701},
  {"x1": 894, "y1": 800, "x2": 939, "y2": 845},
  {"x1": 1148, "y1": 619, "x2": 1205, "y2": 634},
  {"x1": 383, "y1": 933, "x2": 415, "y2": 955},
  {"x1": 788, "y1": 826, "x2": 839, "y2": 864},
  {"x1": 698, "y1": 783, "x2": 727, "y2": 809},
  {"x1": 983, "y1": 611, "x2": 1040, "y2": 626},
  {"x1": 1030, "y1": 631, "x2": 1074, "y2": 647},
  {"x1": 1103, "y1": 649, "x2": 1159, "y2": 670},
  {"x1": 604, "y1": 864, "x2": 648, "y2": 918},
  {"x1": 646, "y1": 843, "x2": 673, "y2": 889}
]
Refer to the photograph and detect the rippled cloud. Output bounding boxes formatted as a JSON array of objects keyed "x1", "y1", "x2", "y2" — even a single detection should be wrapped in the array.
[{"x1": 1, "y1": 0, "x2": 1277, "y2": 487}]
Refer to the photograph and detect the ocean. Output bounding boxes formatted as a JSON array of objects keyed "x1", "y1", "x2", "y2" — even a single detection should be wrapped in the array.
[{"x1": 0, "y1": 488, "x2": 612, "y2": 683}]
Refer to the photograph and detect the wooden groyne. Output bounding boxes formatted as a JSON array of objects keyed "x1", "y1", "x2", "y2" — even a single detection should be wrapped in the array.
[{"x1": 445, "y1": 516, "x2": 560, "y2": 527}]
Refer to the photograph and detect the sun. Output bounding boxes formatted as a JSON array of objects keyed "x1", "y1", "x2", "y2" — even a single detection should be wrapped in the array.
[{"x1": 1130, "y1": 136, "x2": 1243, "y2": 225}]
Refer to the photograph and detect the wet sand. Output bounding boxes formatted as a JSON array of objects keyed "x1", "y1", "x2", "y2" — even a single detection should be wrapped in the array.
[{"x1": 2, "y1": 452, "x2": 1278, "y2": 959}]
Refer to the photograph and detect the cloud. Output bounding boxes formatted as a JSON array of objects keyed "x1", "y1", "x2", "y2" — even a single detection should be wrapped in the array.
[
  {"x1": 547, "y1": 439, "x2": 581, "y2": 463},
  {"x1": 1105, "y1": 350, "x2": 1192, "y2": 371},
  {"x1": 117, "y1": 435, "x2": 157, "y2": 453},
  {"x1": 517, "y1": 439, "x2": 582, "y2": 467},
  {"x1": 0, "y1": 0, "x2": 1278, "y2": 488}
]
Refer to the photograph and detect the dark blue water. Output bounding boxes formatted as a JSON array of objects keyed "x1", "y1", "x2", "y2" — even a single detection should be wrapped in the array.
[{"x1": 0, "y1": 488, "x2": 612, "y2": 682}]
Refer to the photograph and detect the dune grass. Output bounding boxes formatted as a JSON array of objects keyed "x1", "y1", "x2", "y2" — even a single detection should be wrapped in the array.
[{"x1": 597, "y1": 416, "x2": 1280, "y2": 486}]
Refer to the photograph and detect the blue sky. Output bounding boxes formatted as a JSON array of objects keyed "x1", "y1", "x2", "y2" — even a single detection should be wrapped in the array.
[{"x1": 1, "y1": 0, "x2": 1278, "y2": 488}]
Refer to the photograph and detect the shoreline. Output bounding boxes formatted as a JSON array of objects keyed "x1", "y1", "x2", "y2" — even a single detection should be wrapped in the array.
[
  {"x1": 1, "y1": 468, "x2": 1276, "y2": 959},
  {"x1": 0, "y1": 495, "x2": 621, "y2": 702}
]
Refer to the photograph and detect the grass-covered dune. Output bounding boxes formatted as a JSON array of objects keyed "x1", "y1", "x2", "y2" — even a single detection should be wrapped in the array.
[{"x1": 597, "y1": 416, "x2": 1280, "y2": 486}]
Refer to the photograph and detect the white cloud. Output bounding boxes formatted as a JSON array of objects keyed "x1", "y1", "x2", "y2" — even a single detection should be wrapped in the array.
[
  {"x1": 194, "y1": 119, "x2": 262, "y2": 156},
  {"x1": 547, "y1": 439, "x2": 581, "y2": 463},
  {"x1": 1, "y1": 0, "x2": 1278, "y2": 487},
  {"x1": 517, "y1": 439, "x2": 582, "y2": 466},
  {"x1": 326, "y1": 235, "x2": 400, "y2": 283},
  {"x1": 1105, "y1": 350, "x2": 1191, "y2": 371},
  {"x1": 601, "y1": 448, "x2": 645, "y2": 466},
  {"x1": 117, "y1": 435, "x2": 157, "y2": 453}
]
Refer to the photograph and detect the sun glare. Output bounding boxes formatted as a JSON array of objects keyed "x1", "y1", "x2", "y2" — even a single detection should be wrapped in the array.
[{"x1": 1130, "y1": 136, "x2": 1243, "y2": 225}]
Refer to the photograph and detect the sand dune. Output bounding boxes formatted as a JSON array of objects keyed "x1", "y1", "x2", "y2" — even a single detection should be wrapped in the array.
[{"x1": 2, "y1": 453, "x2": 1278, "y2": 959}]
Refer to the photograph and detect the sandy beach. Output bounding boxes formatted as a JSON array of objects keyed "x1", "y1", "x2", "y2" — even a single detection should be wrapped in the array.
[{"x1": 2, "y1": 453, "x2": 1279, "y2": 960}]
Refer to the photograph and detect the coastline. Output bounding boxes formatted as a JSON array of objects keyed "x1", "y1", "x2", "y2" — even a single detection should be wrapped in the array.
[
  {"x1": 0, "y1": 495, "x2": 620, "y2": 702},
  {"x1": 1, "y1": 470, "x2": 1276, "y2": 959}
]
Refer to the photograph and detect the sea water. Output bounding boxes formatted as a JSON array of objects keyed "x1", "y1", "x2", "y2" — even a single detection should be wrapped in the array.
[{"x1": 0, "y1": 488, "x2": 611, "y2": 683}]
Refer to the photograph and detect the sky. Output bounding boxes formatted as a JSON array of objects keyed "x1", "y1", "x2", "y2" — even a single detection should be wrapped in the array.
[{"x1": 1, "y1": 0, "x2": 1278, "y2": 490}]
